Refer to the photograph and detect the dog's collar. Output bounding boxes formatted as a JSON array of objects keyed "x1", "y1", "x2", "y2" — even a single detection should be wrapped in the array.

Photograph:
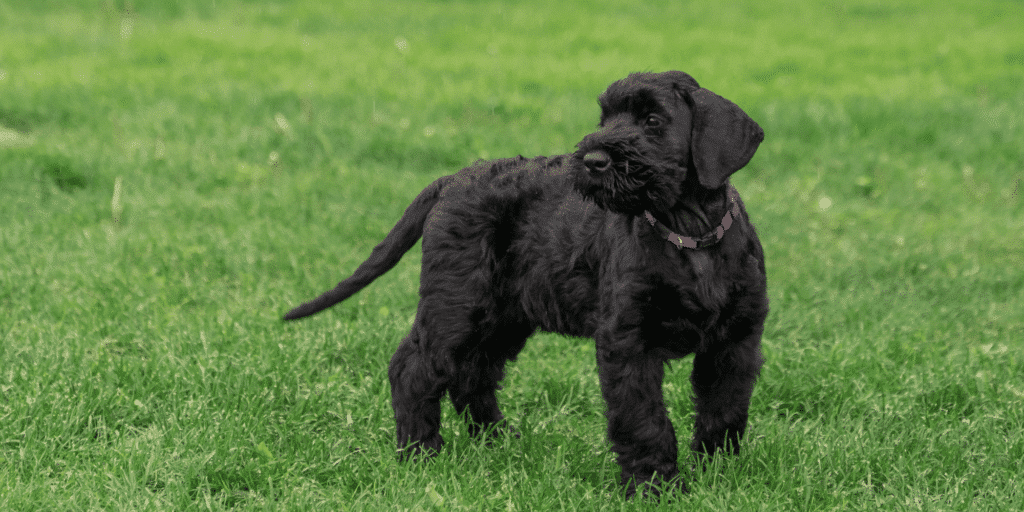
[{"x1": 644, "y1": 187, "x2": 740, "y2": 250}]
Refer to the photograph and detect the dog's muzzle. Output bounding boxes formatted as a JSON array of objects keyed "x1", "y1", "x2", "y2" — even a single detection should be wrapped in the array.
[{"x1": 582, "y1": 150, "x2": 612, "y2": 174}]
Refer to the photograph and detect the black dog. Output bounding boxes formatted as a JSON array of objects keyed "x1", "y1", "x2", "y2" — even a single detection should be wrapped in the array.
[{"x1": 284, "y1": 71, "x2": 768, "y2": 497}]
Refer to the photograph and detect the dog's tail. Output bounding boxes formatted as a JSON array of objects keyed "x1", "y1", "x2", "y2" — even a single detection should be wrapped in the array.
[{"x1": 282, "y1": 178, "x2": 444, "y2": 321}]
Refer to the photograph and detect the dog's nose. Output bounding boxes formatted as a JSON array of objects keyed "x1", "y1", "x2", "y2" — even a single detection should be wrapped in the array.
[{"x1": 583, "y1": 150, "x2": 612, "y2": 173}]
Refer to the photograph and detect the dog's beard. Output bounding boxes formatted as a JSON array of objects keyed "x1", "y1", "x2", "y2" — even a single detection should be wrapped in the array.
[
  {"x1": 572, "y1": 166, "x2": 650, "y2": 214},
  {"x1": 571, "y1": 141, "x2": 685, "y2": 215}
]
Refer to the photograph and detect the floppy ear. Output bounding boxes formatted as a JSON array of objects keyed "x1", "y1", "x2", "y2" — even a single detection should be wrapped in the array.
[{"x1": 686, "y1": 88, "x2": 764, "y2": 189}]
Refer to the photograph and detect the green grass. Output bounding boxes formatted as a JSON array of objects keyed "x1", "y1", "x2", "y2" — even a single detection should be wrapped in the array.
[{"x1": 2, "y1": 0, "x2": 1022, "y2": 509}]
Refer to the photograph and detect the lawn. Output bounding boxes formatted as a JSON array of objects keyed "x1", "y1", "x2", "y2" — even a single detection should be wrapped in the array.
[{"x1": 1, "y1": 0, "x2": 1022, "y2": 509}]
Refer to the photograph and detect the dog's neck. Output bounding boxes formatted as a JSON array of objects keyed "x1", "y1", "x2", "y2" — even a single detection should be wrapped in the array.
[{"x1": 644, "y1": 186, "x2": 739, "y2": 250}]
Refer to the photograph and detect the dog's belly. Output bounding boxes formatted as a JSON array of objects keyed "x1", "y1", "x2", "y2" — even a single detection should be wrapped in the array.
[
  {"x1": 515, "y1": 275, "x2": 714, "y2": 358},
  {"x1": 514, "y1": 270, "x2": 599, "y2": 337}
]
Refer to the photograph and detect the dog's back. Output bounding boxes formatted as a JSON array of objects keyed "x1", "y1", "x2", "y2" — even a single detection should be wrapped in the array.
[{"x1": 283, "y1": 154, "x2": 574, "y2": 321}]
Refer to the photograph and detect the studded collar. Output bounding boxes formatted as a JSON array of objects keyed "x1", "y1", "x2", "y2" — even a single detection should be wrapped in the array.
[{"x1": 643, "y1": 187, "x2": 740, "y2": 250}]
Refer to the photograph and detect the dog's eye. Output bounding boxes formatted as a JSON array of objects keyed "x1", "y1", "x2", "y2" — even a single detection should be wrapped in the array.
[{"x1": 644, "y1": 115, "x2": 663, "y2": 129}]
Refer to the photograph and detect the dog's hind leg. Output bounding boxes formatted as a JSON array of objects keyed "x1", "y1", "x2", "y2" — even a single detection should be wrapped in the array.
[
  {"x1": 389, "y1": 324, "x2": 446, "y2": 459},
  {"x1": 389, "y1": 288, "x2": 528, "y2": 455},
  {"x1": 448, "y1": 321, "x2": 532, "y2": 439}
]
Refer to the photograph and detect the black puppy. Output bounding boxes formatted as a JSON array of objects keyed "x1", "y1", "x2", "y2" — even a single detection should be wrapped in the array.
[{"x1": 284, "y1": 71, "x2": 768, "y2": 497}]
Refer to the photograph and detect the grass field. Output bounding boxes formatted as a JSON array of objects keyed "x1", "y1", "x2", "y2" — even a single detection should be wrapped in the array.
[{"x1": 2, "y1": 0, "x2": 1023, "y2": 509}]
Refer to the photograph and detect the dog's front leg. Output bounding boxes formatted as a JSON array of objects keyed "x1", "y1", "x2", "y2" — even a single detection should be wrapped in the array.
[
  {"x1": 596, "y1": 333, "x2": 683, "y2": 498},
  {"x1": 689, "y1": 332, "x2": 763, "y2": 459}
]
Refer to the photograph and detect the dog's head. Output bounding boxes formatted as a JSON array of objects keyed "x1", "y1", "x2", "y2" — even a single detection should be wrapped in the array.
[{"x1": 572, "y1": 71, "x2": 763, "y2": 215}]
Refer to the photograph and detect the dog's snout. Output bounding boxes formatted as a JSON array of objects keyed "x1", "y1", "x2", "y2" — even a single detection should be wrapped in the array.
[{"x1": 583, "y1": 150, "x2": 612, "y2": 173}]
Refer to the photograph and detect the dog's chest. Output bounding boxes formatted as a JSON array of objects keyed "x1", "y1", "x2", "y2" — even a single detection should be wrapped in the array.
[
  {"x1": 669, "y1": 246, "x2": 729, "y2": 306},
  {"x1": 682, "y1": 250, "x2": 714, "y2": 281},
  {"x1": 695, "y1": 251, "x2": 731, "y2": 297},
  {"x1": 640, "y1": 247, "x2": 733, "y2": 344}
]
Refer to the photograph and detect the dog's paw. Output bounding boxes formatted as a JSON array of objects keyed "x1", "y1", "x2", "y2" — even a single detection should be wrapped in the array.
[
  {"x1": 396, "y1": 435, "x2": 444, "y2": 461},
  {"x1": 624, "y1": 472, "x2": 688, "y2": 501},
  {"x1": 469, "y1": 420, "x2": 521, "y2": 445}
]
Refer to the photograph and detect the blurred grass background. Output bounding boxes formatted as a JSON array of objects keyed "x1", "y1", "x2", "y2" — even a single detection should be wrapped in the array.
[{"x1": 1, "y1": 0, "x2": 1022, "y2": 510}]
